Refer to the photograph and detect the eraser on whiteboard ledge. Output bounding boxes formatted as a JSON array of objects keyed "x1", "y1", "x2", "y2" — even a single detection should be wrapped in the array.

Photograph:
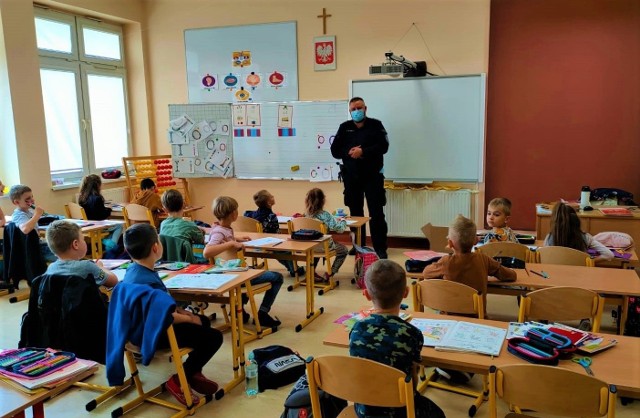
[{"x1": 290, "y1": 165, "x2": 300, "y2": 172}]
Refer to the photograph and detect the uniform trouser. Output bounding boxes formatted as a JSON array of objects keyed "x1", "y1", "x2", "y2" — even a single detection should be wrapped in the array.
[{"x1": 343, "y1": 172, "x2": 388, "y2": 255}]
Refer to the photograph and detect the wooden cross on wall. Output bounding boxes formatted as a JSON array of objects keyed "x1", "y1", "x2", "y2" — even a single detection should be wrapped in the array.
[{"x1": 317, "y1": 8, "x2": 332, "y2": 35}]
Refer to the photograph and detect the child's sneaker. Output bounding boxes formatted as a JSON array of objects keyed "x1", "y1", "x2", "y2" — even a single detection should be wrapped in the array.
[
  {"x1": 257, "y1": 310, "x2": 281, "y2": 328},
  {"x1": 166, "y1": 374, "x2": 200, "y2": 406},
  {"x1": 289, "y1": 266, "x2": 306, "y2": 277},
  {"x1": 188, "y1": 372, "x2": 219, "y2": 395}
]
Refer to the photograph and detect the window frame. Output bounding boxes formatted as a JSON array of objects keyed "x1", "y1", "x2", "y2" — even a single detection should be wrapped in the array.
[{"x1": 34, "y1": 7, "x2": 131, "y2": 184}]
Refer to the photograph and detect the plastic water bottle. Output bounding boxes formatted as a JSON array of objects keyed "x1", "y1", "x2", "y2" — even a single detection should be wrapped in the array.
[
  {"x1": 245, "y1": 351, "x2": 259, "y2": 398},
  {"x1": 580, "y1": 186, "x2": 591, "y2": 210}
]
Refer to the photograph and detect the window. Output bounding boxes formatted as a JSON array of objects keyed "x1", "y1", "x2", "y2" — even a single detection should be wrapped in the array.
[{"x1": 35, "y1": 8, "x2": 130, "y2": 183}]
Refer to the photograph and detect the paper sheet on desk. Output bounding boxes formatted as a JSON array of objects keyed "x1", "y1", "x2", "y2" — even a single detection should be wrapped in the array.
[
  {"x1": 244, "y1": 237, "x2": 284, "y2": 246},
  {"x1": 277, "y1": 216, "x2": 293, "y2": 223},
  {"x1": 164, "y1": 273, "x2": 236, "y2": 290}
]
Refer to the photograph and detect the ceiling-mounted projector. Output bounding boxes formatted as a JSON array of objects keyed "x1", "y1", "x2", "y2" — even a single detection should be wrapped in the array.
[
  {"x1": 369, "y1": 63, "x2": 404, "y2": 76},
  {"x1": 370, "y1": 51, "x2": 431, "y2": 77}
]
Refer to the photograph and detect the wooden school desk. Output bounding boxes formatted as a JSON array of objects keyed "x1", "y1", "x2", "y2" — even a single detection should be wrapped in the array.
[
  {"x1": 108, "y1": 204, "x2": 203, "y2": 220},
  {"x1": 167, "y1": 268, "x2": 265, "y2": 394},
  {"x1": 536, "y1": 204, "x2": 640, "y2": 245},
  {"x1": 0, "y1": 364, "x2": 98, "y2": 418},
  {"x1": 323, "y1": 311, "x2": 640, "y2": 399},
  {"x1": 240, "y1": 232, "x2": 331, "y2": 332},
  {"x1": 278, "y1": 215, "x2": 370, "y2": 245}
]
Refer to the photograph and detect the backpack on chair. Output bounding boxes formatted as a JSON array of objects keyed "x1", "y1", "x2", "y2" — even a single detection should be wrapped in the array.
[{"x1": 351, "y1": 233, "x2": 379, "y2": 289}]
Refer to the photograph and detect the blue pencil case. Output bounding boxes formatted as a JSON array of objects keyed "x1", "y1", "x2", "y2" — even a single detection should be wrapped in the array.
[{"x1": 507, "y1": 337, "x2": 560, "y2": 365}]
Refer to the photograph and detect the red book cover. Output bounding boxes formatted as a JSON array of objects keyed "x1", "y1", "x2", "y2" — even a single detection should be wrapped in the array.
[
  {"x1": 548, "y1": 326, "x2": 589, "y2": 345},
  {"x1": 179, "y1": 264, "x2": 211, "y2": 274},
  {"x1": 598, "y1": 207, "x2": 633, "y2": 217}
]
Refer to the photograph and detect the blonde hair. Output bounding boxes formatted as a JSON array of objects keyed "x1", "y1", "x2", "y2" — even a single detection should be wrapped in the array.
[
  {"x1": 305, "y1": 188, "x2": 325, "y2": 216},
  {"x1": 46, "y1": 220, "x2": 81, "y2": 256},
  {"x1": 488, "y1": 197, "x2": 512, "y2": 216},
  {"x1": 253, "y1": 190, "x2": 272, "y2": 209},
  {"x1": 212, "y1": 196, "x2": 238, "y2": 220},
  {"x1": 449, "y1": 215, "x2": 477, "y2": 253},
  {"x1": 365, "y1": 260, "x2": 407, "y2": 309}
]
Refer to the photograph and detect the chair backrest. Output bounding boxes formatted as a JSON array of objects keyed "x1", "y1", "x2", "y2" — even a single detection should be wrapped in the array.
[
  {"x1": 490, "y1": 364, "x2": 616, "y2": 417},
  {"x1": 207, "y1": 248, "x2": 245, "y2": 265},
  {"x1": 159, "y1": 234, "x2": 195, "y2": 263},
  {"x1": 518, "y1": 286, "x2": 604, "y2": 332},
  {"x1": 476, "y1": 242, "x2": 530, "y2": 262},
  {"x1": 234, "y1": 216, "x2": 263, "y2": 233},
  {"x1": 287, "y1": 217, "x2": 328, "y2": 234},
  {"x1": 306, "y1": 355, "x2": 415, "y2": 418},
  {"x1": 122, "y1": 203, "x2": 155, "y2": 228},
  {"x1": 416, "y1": 279, "x2": 485, "y2": 318},
  {"x1": 536, "y1": 246, "x2": 594, "y2": 267},
  {"x1": 65, "y1": 202, "x2": 88, "y2": 220}
]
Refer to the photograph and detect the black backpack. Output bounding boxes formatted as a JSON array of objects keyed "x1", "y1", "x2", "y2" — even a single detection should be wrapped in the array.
[
  {"x1": 280, "y1": 374, "x2": 347, "y2": 418},
  {"x1": 253, "y1": 345, "x2": 306, "y2": 392}
]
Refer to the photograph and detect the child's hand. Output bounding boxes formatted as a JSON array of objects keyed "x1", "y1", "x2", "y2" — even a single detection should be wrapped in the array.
[
  {"x1": 96, "y1": 260, "x2": 104, "y2": 268},
  {"x1": 33, "y1": 206, "x2": 44, "y2": 218},
  {"x1": 237, "y1": 236, "x2": 251, "y2": 242}
]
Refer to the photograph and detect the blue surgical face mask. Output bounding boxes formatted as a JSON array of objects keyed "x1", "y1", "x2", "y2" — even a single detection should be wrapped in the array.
[{"x1": 350, "y1": 109, "x2": 365, "y2": 122}]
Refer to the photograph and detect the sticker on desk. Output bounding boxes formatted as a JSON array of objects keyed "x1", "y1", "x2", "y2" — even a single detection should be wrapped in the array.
[{"x1": 164, "y1": 274, "x2": 237, "y2": 290}]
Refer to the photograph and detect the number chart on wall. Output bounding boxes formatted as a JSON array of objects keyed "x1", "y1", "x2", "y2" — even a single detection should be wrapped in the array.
[
  {"x1": 185, "y1": 21, "x2": 298, "y2": 104},
  {"x1": 168, "y1": 104, "x2": 233, "y2": 178},
  {"x1": 232, "y1": 101, "x2": 347, "y2": 180}
]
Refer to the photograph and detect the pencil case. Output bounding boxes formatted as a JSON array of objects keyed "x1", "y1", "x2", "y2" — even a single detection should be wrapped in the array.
[
  {"x1": 507, "y1": 337, "x2": 560, "y2": 365},
  {"x1": 0, "y1": 348, "x2": 76, "y2": 379},
  {"x1": 526, "y1": 327, "x2": 576, "y2": 358}
]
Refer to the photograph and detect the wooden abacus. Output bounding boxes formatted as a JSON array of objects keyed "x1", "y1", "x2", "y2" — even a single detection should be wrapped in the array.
[{"x1": 122, "y1": 155, "x2": 192, "y2": 205}]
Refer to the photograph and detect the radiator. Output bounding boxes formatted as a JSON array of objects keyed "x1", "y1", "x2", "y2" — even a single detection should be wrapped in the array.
[
  {"x1": 75, "y1": 186, "x2": 129, "y2": 204},
  {"x1": 384, "y1": 189, "x2": 472, "y2": 237}
]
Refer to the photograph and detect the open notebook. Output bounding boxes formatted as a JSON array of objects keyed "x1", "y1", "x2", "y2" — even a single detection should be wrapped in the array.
[{"x1": 410, "y1": 319, "x2": 506, "y2": 356}]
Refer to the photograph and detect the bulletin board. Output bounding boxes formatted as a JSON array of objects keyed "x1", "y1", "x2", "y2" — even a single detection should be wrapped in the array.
[
  {"x1": 168, "y1": 104, "x2": 233, "y2": 178},
  {"x1": 232, "y1": 100, "x2": 348, "y2": 180},
  {"x1": 351, "y1": 74, "x2": 486, "y2": 182},
  {"x1": 185, "y1": 21, "x2": 298, "y2": 103}
]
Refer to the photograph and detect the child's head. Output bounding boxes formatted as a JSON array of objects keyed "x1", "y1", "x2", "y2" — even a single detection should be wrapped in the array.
[
  {"x1": 364, "y1": 260, "x2": 408, "y2": 310},
  {"x1": 140, "y1": 178, "x2": 156, "y2": 191},
  {"x1": 9, "y1": 185, "x2": 34, "y2": 210},
  {"x1": 448, "y1": 215, "x2": 477, "y2": 253},
  {"x1": 46, "y1": 220, "x2": 86, "y2": 258},
  {"x1": 124, "y1": 223, "x2": 162, "y2": 261},
  {"x1": 549, "y1": 202, "x2": 586, "y2": 251},
  {"x1": 212, "y1": 196, "x2": 239, "y2": 221},
  {"x1": 486, "y1": 197, "x2": 512, "y2": 228},
  {"x1": 162, "y1": 189, "x2": 184, "y2": 213},
  {"x1": 253, "y1": 189, "x2": 275, "y2": 209},
  {"x1": 78, "y1": 174, "x2": 102, "y2": 203},
  {"x1": 305, "y1": 188, "x2": 326, "y2": 215}
]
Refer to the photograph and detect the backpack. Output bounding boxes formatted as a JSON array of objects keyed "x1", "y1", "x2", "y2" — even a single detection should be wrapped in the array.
[
  {"x1": 252, "y1": 345, "x2": 306, "y2": 392},
  {"x1": 280, "y1": 374, "x2": 347, "y2": 418},
  {"x1": 352, "y1": 241, "x2": 379, "y2": 289}
]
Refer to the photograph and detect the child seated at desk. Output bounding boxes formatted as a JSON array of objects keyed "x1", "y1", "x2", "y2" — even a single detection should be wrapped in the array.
[
  {"x1": 133, "y1": 178, "x2": 163, "y2": 227},
  {"x1": 45, "y1": 220, "x2": 118, "y2": 287},
  {"x1": 483, "y1": 197, "x2": 518, "y2": 244},
  {"x1": 203, "y1": 196, "x2": 283, "y2": 328},
  {"x1": 423, "y1": 214, "x2": 517, "y2": 300},
  {"x1": 122, "y1": 223, "x2": 222, "y2": 405},
  {"x1": 243, "y1": 189, "x2": 304, "y2": 277},
  {"x1": 160, "y1": 189, "x2": 205, "y2": 245},
  {"x1": 78, "y1": 174, "x2": 123, "y2": 253},
  {"x1": 304, "y1": 188, "x2": 348, "y2": 282},
  {"x1": 350, "y1": 259, "x2": 445, "y2": 418},
  {"x1": 8, "y1": 185, "x2": 56, "y2": 262},
  {"x1": 0, "y1": 178, "x2": 6, "y2": 227},
  {"x1": 544, "y1": 202, "x2": 613, "y2": 262}
]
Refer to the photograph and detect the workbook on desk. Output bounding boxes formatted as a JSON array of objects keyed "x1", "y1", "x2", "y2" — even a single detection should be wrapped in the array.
[
  {"x1": 164, "y1": 273, "x2": 237, "y2": 290},
  {"x1": 410, "y1": 319, "x2": 506, "y2": 356}
]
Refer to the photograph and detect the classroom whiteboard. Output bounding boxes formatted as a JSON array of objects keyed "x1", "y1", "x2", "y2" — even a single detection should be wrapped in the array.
[
  {"x1": 232, "y1": 101, "x2": 347, "y2": 180},
  {"x1": 185, "y1": 21, "x2": 298, "y2": 103},
  {"x1": 351, "y1": 75, "x2": 486, "y2": 182}
]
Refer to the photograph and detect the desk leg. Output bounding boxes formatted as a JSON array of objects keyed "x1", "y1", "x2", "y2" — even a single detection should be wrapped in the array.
[
  {"x1": 619, "y1": 296, "x2": 629, "y2": 336},
  {"x1": 89, "y1": 231, "x2": 103, "y2": 259},
  {"x1": 221, "y1": 287, "x2": 245, "y2": 395},
  {"x1": 295, "y1": 250, "x2": 324, "y2": 332},
  {"x1": 411, "y1": 281, "x2": 424, "y2": 312}
]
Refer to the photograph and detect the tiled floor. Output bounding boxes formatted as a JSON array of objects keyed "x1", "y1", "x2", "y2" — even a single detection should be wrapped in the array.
[{"x1": 0, "y1": 248, "x2": 638, "y2": 417}]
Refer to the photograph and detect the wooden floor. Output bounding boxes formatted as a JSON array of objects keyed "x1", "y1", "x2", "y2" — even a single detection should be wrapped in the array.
[{"x1": 1, "y1": 248, "x2": 638, "y2": 418}]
